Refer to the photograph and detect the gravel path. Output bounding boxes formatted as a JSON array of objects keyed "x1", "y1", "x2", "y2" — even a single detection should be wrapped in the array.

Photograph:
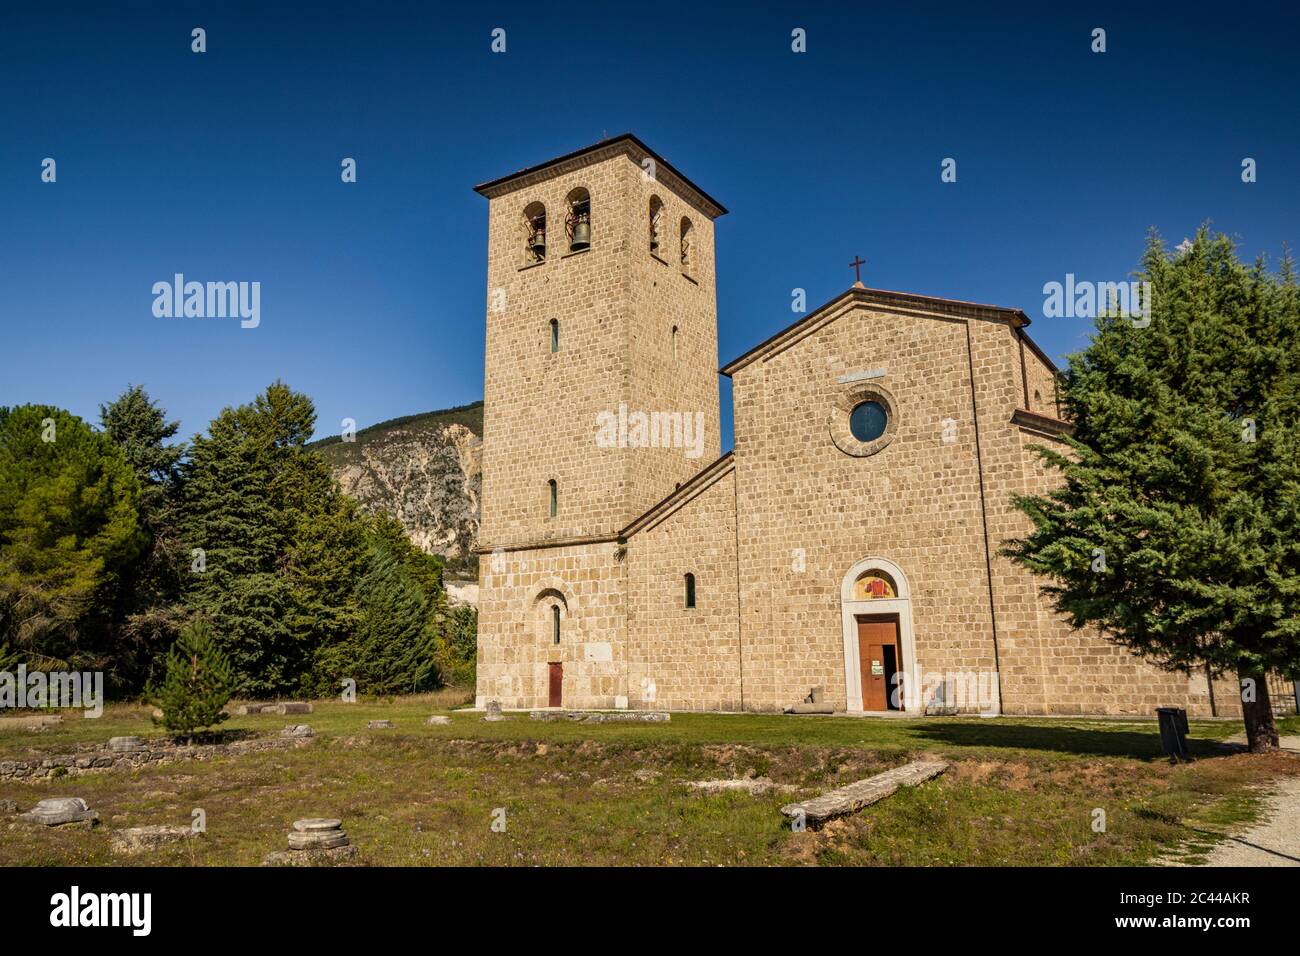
[{"x1": 1196, "y1": 773, "x2": 1300, "y2": 867}]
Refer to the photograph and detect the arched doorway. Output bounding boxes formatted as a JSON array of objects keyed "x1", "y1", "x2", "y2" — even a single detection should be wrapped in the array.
[
  {"x1": 840, "y1": 557, "x2": 918, "y2": 713},
  {"x1": 531, "y1": 582, "x2": 571, "y2": 708}
]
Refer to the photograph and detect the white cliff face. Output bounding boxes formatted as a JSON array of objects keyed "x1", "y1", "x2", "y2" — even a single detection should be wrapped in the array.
[{"x1": 323, "y1": 417, "x2": 482, "y2": 561}]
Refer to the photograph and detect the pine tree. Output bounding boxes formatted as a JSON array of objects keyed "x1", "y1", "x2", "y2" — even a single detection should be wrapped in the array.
[
  {"x1": 1004, "y1": 228, "x2": 1300, "y2": 752},
  {"x1": 0, "y1": 405, "x2": 145, "y2": 670},
  {"x1": 150, "y1": 618, "x2": 234, "y2": 741}
]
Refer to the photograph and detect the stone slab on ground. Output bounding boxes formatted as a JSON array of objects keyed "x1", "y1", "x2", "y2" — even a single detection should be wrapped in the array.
[
  {"x1": 426, "y1": 715, "x2": 452, "y2": 725},
  {"x1": 281, "y1": 724, "x2": 314, "y2": 738},
  {"x1": 688, "y1": 777, "x2": 794, "y2": 795},
  {"x1": 367, "y1": 720, "x2": 394, "y2": 729},
  {"x1": 483, "y1": 699, "x2": 506, "y2": 721},
  {"x1": 111, "y1": 825, "x2": 193, "y2": 855},
  {"x1": 780, "y1": 759, "x2": 949, "y2": 825},
  {"x1": 108, "y1": 736, "x2": 147, "y2": 752},
  {"x1": 267, "y1": 702, "x2": 313, "y2": 715},
  {"x1": 235, "y1": 701, "x2": 313, "y2": 716},
  {"x1": 0, "y1": 715, "x2": 63, "y2": 731},
  {"x1": 528, "y1": 710, "x2": 670, "y2": 723},
  {"x1": 263, "y1": 845, "x2": 358, "y2": 866},
  {"x1": 19, "y1": 797, "x2": 99, "y2": 827}
]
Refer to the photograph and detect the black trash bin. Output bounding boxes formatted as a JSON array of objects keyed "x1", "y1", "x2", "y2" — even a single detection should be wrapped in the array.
[{"x1": 1155, "y1": 707, "x2": 1191, "y2": 761}]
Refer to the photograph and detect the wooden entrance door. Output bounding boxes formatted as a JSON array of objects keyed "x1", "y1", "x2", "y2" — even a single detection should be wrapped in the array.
[
  {"x1": 548, "y1": 662, "x2": 563, "y2": 707},
  {"x1": 857, "y1": 617, "x2": 901, "y2": 711}
]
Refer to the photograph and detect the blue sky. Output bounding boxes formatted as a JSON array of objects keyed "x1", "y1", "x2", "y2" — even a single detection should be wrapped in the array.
[{"x1": 3, "y1": 2, "x2": 1298, "y2": 448}]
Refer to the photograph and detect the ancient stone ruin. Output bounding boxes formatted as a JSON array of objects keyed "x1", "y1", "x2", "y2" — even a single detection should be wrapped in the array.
[
  {"x1": 19, "y1": 796, "x2": 98, "y2": 827},
  {"x1": 263, "y1": 818, "x2": 358, "y2": 866}
]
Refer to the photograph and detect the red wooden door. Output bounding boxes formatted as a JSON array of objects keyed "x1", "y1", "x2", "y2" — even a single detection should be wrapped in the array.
[
  {"x1": 857, "y1": 618, "x2": 900, "y2": 711},
  {"x1": 548, "y1": 662, "x2": 563, "y2": 707}
]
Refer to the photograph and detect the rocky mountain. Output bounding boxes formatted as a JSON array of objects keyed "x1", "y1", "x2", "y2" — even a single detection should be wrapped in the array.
[{"x1": 312, "y1": 401, "x2": 482, "y2": 580}]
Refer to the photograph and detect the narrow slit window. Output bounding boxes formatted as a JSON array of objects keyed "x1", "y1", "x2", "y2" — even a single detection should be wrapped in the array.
[
  {"x1": 684, "y1": 572, "x2": 696, "y2": 609},
  {"x1": 551, "y1": 605, "x2": 561, "y2": 645},
  {"x1": 548, "y1": 479, "x2": 557, "y2": 517},
  {"x1": 671, "y1": 325, "x2": 679, "y2": 361},
  {"x1": 550, "y1": 318, "x2": 559, "y2": 353}
]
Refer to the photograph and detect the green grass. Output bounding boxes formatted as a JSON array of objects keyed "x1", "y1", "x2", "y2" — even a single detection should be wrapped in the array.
[{"x1": 1, "y1": 696, "x2": 1296, "y2": 867}]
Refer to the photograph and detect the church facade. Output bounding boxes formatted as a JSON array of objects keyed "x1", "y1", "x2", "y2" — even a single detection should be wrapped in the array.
[{"x1": 472, "y1": 135, "x2": 1239, "y2": 717}]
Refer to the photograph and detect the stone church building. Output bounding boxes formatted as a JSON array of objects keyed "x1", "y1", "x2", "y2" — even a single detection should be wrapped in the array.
[{"x1": 472, "y1": 134, "x2": 1237, "y2": 718}]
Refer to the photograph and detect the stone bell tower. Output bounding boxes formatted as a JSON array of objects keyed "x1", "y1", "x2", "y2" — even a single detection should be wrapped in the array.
[{"x1": 474, "y1": 135, "x2": 727, "y2": 553}]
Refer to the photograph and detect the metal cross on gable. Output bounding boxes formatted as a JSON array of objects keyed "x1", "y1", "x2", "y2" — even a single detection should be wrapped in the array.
[{"x1": 850, "y1": 255, "x2": 866, "y2": 286}]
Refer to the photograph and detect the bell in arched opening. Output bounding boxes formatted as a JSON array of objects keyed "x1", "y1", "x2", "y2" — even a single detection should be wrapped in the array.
[
  {"x1": 523, "y1": 201, "x2": 547, "y2": 263},
  {"x1": 566, "y1": 188, "x2": 591, "y2": 251}
]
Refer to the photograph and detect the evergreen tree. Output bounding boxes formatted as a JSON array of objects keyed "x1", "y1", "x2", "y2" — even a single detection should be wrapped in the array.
[
  {"x1": 179, "y1": 381, "x2": 370, "y2": 695},
  {"x1": 100, "y1": 385, "x2": 189, "y2": 689},
  {"x1": 99, "y1": 385, "x2": 186, "y2": 486},
  {"x1": 313, "y1": 536, "x2": 439, "y2": 695},
  {"x1": 150, "y1": 618, "x2": 234, "y2": 741},
  {"x1": 0, "y1": 406, "x2": 144, "y2": 670},
  {"x1": 435, "y1": 603, "x2": 478, "y2": 687},
  {"x1": 1004, "y1": 228, "x2": 1300, "y2": 752}
]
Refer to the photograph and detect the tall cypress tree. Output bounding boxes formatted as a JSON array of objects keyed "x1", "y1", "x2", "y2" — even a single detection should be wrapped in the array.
[{"x1": 1005, "y1": 228, "x2": 1300, "y2": 752}]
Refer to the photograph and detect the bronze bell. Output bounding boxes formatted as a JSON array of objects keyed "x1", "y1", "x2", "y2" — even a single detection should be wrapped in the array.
[
  {"x1": 570, "y1": 219, "x2": 591, "y2": 250},
  {"x1": 529, "y1": 229, "x2": 546, "y2": 257}
]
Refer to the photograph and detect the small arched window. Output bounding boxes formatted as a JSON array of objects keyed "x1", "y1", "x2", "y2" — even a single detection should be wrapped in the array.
[
  {"x1": 551, "y1": 604, "x2": 561, "y2": 645},
  {"x1": 550, "y1": 318, "x2": 559, "y2": 353},
  {"x1": 565, "y1": 187, "x2": 591, "y2": 251},
  {"x1": 523, "y1": 201, "x2": 546, "y2": 264},
  {"x1": 1033, "y1": 388, "x2": 1042, "y2": 406},
  {"x1": 649, "y1": 196, "x2": 664, "y2": 253},
  {"x1": 684, "y1": 572, "x2": 696, "y2": 609},
  {"x1": 679, "y1": 217, "x2": 693, "y2": 273},
  {"x1": 671, "y1": 325, "x2": 679, "y2": 361},
  {"x1": 548, "y1": 479, "x2": 557, "y2": 517}
]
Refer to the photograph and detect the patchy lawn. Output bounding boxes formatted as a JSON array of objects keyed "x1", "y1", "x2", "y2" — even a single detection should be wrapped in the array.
[{"x1": 2, "y1": 696, "x2": 1297, "y2": 866}]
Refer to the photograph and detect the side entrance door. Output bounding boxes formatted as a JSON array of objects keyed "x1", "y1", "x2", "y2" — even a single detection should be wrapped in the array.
[
  {"x1": 857, "y1": 616, "x2": 901, "y2": 711},
  {"x1": 548, "y1": 662, "x2": 563, "y2": 708}
]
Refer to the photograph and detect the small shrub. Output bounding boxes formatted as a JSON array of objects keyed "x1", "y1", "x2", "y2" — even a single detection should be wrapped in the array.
[{"x1": 149, "y1": 619, "x2": 234, "y2": 741}]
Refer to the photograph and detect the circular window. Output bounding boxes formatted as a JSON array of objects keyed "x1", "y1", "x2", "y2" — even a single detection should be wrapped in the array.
[
  {"x1": 829, "y1": 384, "x2": 897, "y2": 457},
  {"x1": 849, "y1": 401, "x2": 888, "y2": 443}
]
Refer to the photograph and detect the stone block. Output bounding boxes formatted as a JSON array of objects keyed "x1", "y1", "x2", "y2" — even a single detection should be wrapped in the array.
[{"x1": 19, "y1": 797, "x2": 99, "y2": 827}]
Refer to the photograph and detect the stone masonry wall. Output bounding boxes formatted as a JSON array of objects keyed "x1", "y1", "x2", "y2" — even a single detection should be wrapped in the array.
[
  {"x1": 479, "y1": 152, "x2": 634, "y2": 549},
  {"x1": 475, "y1": 542, "x2": 628, "y2": 710},
  {"x1": 732, "y1": 299, "x2": 1000, "y2": 713},
  {"x1": 625, "y1": 465, "x2": 741, "y2": 711}
]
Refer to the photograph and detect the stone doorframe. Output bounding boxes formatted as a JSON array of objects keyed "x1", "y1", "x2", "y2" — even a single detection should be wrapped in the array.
[{"x1": 840, "y1": 556, "x2": 919, "y2": 714}]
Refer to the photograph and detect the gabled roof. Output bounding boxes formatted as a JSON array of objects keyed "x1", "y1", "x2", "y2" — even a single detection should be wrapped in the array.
[
  {"x1": 620, "y1": 452, "x2": 734, "y2": 539},
  {"x1": 472, "y1": 133, "x2": 728, "y2": 220},
  {"x1": 720, "y1": 286, "x2": 1035, "y2": 378}
]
